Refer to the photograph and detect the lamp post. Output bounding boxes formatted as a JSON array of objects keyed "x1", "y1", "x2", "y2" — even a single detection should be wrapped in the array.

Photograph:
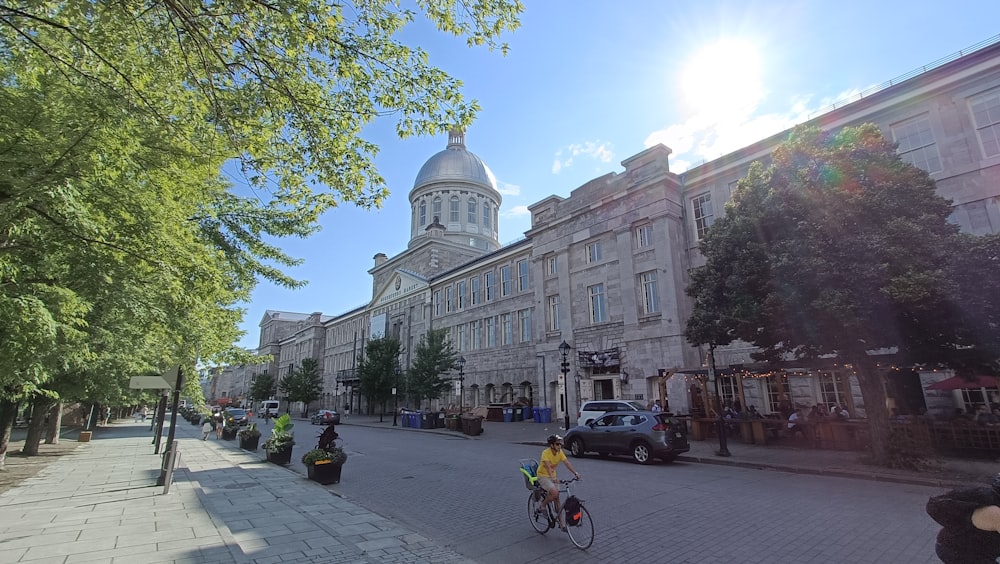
[
  {"x1": 392, "y1": 366, "x2": 400, "y2": 426},
  {"x1": 559, "y1": 341, "x2": 571, "y2": 430},
  {"x1": 457, "y1": 356, "x2": 466, "y2": 414},
  {"x1": 707, "y1": 344, "x2": 731, "y2": 457}
]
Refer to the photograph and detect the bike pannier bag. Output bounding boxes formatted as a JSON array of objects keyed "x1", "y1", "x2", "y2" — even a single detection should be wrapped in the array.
[{"x1": 565, "y1": 495, "x2": 582, "y2": 525}]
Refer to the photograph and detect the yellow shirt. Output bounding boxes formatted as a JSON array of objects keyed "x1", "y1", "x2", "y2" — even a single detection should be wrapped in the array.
[{"x1": 538, "y1": 446, "x2": 567, "y2": 478}]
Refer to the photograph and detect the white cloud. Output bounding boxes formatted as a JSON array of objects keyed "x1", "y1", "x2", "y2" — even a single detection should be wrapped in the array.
[
  {"x1": 497, "y1": 181, "x2": 521, "y2": 196},
  {"x1": 504, "y1": 205, "x2": 531, "y2": 217},
  {"x1": 551, "y1": 141, "x2": 615, "y2": 174}
]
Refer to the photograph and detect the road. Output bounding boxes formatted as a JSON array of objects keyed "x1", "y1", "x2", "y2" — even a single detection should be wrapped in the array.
[{"x1": 278, "y1": 422, "x2": 943, "y2": 564}]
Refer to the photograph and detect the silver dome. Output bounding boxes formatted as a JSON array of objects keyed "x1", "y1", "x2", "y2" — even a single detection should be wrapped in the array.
[{"x1": 412, "y1": 131, "x2": 497, "y2": 192}]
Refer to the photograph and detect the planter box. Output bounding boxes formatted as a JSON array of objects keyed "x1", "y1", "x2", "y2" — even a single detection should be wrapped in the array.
[
  {"x1": 266, "y1": 446, "x2": 293, "y2": 465},
  {"x1": 306, "y1": 462, "x2": 343, "y2": 485},
  {"x1": 221, "y1": 428, "x2": 238, "y2": 440},
  {"x1": 78, "y1": 431, "x2": 92, "y2": 442},
  {"x1": 239, "y1": 435, "x2": 260, "y2": 451}
]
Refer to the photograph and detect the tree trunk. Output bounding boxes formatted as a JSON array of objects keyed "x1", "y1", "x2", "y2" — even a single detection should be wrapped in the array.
[
  {"x1": 44, "y1": 401, "x2": 63, "y2": 444},
  {"x1": 852, "y1": 355, "x2": 891, "y2": 466},
  {"x1": 22, "y1": 398, "x2": 51, "y2": 456},
  {"x1": 0, "y1": 399, "x2": 17, "y2": 470}
]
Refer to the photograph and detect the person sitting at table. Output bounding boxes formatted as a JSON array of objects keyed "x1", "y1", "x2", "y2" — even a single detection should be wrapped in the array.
[
  {"x1": 787, "y1": 408, "x2": 807, "y2": 438},
  {"x1": 747, "y1": 405, "x2": 763, "y2": 419},
  {"x1": 832, "y1": 405, "x2": 850, "y2": 420},
  {"x1": 809, "y1": 405, "x2": 827, "y2": 420}
]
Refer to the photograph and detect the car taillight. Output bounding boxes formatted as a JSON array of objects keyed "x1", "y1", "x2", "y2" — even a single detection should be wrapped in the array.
[{"x1": 652, "y1": 422, "x2": 670, "y2": 431}]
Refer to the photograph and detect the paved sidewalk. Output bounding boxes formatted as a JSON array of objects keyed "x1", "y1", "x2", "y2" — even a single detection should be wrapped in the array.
[{"x1": 0, "y1": 420, "x2": 473, "y2": 564}]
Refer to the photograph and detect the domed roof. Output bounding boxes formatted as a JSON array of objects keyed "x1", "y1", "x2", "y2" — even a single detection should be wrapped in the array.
[{"x1": 412, "y1": 130, "x2": 497, "y2": 192}]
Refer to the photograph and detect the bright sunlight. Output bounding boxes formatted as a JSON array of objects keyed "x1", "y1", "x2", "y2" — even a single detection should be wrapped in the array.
[{"x1": 681, "y1": 39, "x2": 764, "y2": 117}]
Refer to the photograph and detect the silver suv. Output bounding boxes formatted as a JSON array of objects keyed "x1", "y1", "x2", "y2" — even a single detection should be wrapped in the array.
[{"x1": 578, "y1": 400, "x2": 646, "y2": 426}]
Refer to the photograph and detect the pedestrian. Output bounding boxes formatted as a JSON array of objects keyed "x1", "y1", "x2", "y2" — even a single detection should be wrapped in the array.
[
  {"x1": 101, "y1": 406, "x2": 111, "y2": 426},
  {"x1": 651, "y1": 400, "x2": 663, "y2": 413},
  {"x1": 927, "y1": 474, "x2": 1000, "y2": 563},
  {"x1": 201, "y1": 419, "x2": 212, "y2": 440},
  {"x1": 344, "y1": 404, "x2": 350, "y2": 420},
  {"x1": 140, "y1": 405, "x2": 148, "y2": 422},
  {"x1": 214, "y1": 412, "x2": 224, "y2": 439}
]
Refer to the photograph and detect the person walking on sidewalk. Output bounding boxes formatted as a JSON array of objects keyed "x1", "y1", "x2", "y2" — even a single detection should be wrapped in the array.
[{"x1": 201, "y1": 420, "x2": 212, "y2": 440}]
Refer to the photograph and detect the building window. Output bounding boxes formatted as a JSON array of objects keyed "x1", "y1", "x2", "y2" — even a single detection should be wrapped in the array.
[
  {"x1": 970, "y1": 87, "x2": 1000, "y2": 158},
  {"x1": 634, "y1": 224, "x2": 652, "y2": 249},
  {"x1": 419, "y1": 200, "x2": 427, "y2": 226},
  {"x1": 468, "y1": 198, "x2": 477, "y2": 224},
  {"x1": 471, "y1": 276, "x2": 480, "y2": 305},
  {"x1": 765, "y1": 375, "x2": 790, "y2": 414},
  {"x1": 546, "y1": 255, "x2": 558, "y2": 276},
  {"x1": 586, "y1": 241, "x2": 602, "y2": 263},
  {"x1": 500, "y1": 265, "x2": 511, "y2": 296},
  {"x1": 434, "y1": 290, "x2": 441, "y2": 316},
  {"x1": 432, "y1": 196, "x2": 442, "y2": 222},
  {"x1": 457, "y1": 280, "x2": 466, "y2": 309},
  {"x1": 719, "y1": 376, "x2": 738, "y2": 406},
  {"x1": 892, "y1": 114, "x2": 941, "y2": 173},
  {"x1": 547, "y1": 295, "x2": 560, "y2": 331},
  {"x1": 485, "y1": 271, "x2": 495, "y2": 300},
  {"x1": 639, "y1": 270, "x2": 659, "y2": 314},
  {"x1": 589, "y1": 284, "x2": 606, "y2": 323},
  {"x1": 483, "y1": 202, "x2": 491, "y2": 229},
  {"x1": 501, "y1": 313, "x2": 513, "y2": 345},
  {"x1": 692, "y1": 192, "x2": 714, "y2": 240},
  {"x1": 486, "y1": 316, "x2": 497, "y2": 347},
  {"x1": 450, "y1": 195, "x2": 460, "y2": 222},
  {"x1": 445, "y1": 286, "x2": 454, "y2": 312},
  {"x1": 471, "y1": 320, "x2": 481, "y2": 350},
  {"x1": 517, "y1": 259, "x2": 529, "y2": 291},
  {"x1": 456, "y1": 324, "x2": 466, "y2": 352},
  {"x1": 819, "y1": 371, "x2": 849, "y2": 408},
  {"x1": 519, "y1": 309, "x2": 531, "y2": 342}
]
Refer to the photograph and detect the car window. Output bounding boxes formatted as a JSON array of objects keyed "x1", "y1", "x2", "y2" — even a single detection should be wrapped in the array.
[
  {"x1": 624, "y1": 415, "x2": 643, "y2": 426},
  {"x1": 595, "y1": 414, "x2": 615, "y2": 427},
  {"x1": 626, "y1": 401, "x2": 646, "y2": 411}
]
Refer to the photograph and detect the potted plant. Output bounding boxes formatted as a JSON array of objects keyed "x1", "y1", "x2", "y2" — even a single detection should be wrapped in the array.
[
  {"x1": 221, "y1": 419, "x2": 239, "y2": 440},
  {"x1": 262, "y1": 414, "x2": 295, "y2": 465},
  {"x1": 302, "y1": 425, "x2": 346, "y2": 484},
  {"x1": 238, "y1": 423, "x2": 261, "y2": 451}
]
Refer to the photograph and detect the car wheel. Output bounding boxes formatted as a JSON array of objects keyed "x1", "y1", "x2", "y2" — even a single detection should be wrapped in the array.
[
  {"x1": 631, "y1": 441, "x2": 653, "y2": 465},
  {"x1": 568, "y1": 438, "x2": 586, "y2": 458}
]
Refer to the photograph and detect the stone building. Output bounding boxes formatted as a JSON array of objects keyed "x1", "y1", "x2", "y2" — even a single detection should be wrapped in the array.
[{"x1": 217, "y1": 36, "x2": 1000, "y2": 424}]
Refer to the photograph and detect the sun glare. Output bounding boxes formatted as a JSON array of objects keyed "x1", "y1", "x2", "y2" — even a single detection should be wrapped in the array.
[{"x1": 681, "y1": 39, "x2": 764, "y2": 117}]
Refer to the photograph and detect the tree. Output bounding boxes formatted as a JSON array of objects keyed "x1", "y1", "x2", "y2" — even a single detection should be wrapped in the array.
[
  {"x1": 407, "y1": 329, "x2": 459, "y2": 409},
  {"x1": 357, "y1": 337, "x2": 402, "y2": 422},
  {"x1": 249, "y1": 373, "x2": 277, "y2": 404},
  {"x1": 279, "y1": 359, "x2": 323, "y2": 417},
  {"x1": 686, "y1": 124, "x2": 999, "y2": 466}
]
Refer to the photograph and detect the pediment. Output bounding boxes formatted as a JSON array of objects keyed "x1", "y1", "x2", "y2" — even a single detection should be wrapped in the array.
[{"x1": 371, "y1": 270, "x2": 428, "y2": 307}]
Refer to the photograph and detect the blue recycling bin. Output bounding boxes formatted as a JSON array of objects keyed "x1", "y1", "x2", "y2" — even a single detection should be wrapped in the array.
[
  {"x1": 503, "y1": 408, "x2": 513, "y2": 423},
  {"x1": 533, "y1": 407, "x2": 541, "y2": 423},
  {"x1": 539, "y1": 407, "x2": 552, "y2": 423},
  {"x1": 522, "y1": 406, "x2": 532, "y2": 420},
  {"x1": 400, "y1": 411, "x2": 409, "y2": 427},
  {"x1": 409, "y1": 413, "x2": 420, "y2": 428}
]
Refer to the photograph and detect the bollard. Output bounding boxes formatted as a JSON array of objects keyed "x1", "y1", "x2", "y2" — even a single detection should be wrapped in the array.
[{"x1": 162, "y1": 441, "x2": 180, "y2": 494}]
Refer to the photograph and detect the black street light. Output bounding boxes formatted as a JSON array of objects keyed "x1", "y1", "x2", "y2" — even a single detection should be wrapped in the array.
[
  {"x1": 559, "y1": 341, "x2": 572, "y2": 431},
  {"x1": 707, "y1": 344, "x2": 731, "y2": 457},
  {"x1": 392, "y1": 365, "x2": 400, "y2": 426},
  {"x1": 457, "y1": 356, "x2": 466, "y2": 414}
]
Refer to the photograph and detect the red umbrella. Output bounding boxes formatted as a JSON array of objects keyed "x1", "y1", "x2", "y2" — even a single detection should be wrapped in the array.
[{"x1": 925, "y1": 375, "x2": 1000, "y2": 391}]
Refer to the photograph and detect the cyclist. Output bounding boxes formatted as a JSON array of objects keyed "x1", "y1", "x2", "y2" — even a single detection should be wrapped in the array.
[{"x1": 538, "y1": 434, "x2": 582, "y2": 530}]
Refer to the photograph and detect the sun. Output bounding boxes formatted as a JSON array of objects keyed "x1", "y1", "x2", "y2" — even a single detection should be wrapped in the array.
[{"x1": 681, "y1": 39, "x2": 764, "y2": 117}]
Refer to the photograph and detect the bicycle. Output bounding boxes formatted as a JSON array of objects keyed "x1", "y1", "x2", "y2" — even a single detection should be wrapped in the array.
[{"x1": 519, "y1": 459, "x2": 594, "y2": 549}]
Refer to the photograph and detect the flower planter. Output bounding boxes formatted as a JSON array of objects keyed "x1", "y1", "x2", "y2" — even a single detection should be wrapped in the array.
[
  {"x1": 306, "y1": 461, "x2": 343, "y2": 485},
  {"x1": 221, "y1": 427, "x2": 239, "y2": 440},
  {"x1": 266, "y1": 446, "x2": 293, "y2": 465},
  {"x1": 239, "y1": 434, "x2": 260, "y2": 451}
]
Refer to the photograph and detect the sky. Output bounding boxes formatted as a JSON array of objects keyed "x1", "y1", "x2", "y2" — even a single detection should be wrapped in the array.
[{"x1": 232, "y1": 0, "x2": 1000, "y2": 350}]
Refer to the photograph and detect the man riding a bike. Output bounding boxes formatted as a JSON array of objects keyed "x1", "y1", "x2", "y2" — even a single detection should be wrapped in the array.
[{"x1": 538, "y1": 434, "x2": 582, "y2": 530}]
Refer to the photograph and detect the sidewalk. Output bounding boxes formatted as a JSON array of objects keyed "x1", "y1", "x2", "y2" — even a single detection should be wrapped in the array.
[
  {"x1": 0, "y1": 414, "x2": 993, "y2": 564},
  {"x1": 0, "y1": 419, "x2": 474, "y2": 564}
]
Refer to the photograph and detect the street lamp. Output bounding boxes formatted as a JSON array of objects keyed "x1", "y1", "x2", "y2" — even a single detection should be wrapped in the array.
[
  {"x1": 457, "y1": 356, "x2": 466, "y2": 414},
  {"x1": 559, "y1": 341, "x2": 571, "y2": 430},
  {"x1": 392, "y1": 366, "x2": 400, "y2": 426},
  {"x1": 707, "y1": 344, "x2": 731, "y2": 457}
]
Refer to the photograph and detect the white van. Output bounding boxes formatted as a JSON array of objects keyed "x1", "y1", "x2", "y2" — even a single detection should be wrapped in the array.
[{"x1": 258, "y1": 400, "x2": 279, "y2": 417}]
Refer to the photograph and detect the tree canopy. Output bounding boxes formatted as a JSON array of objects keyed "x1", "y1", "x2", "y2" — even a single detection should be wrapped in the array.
[
  {"x1": 279, "y1": 358, "x2": 323, "y2": 416},
  {"x1": 407, "y1": 328, "x2": 459, "y2": 408},
  {"x1": 685, "y1": 124, "x2": 1000, "y2": 465},
  {"x1": 357, "y1": 336, "x2": 402, "y2": 419}
]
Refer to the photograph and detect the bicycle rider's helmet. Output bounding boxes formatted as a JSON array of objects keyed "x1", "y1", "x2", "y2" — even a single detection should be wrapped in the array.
[{"x1": 547, "y1": 434, "x2": 563, "y2": 445}]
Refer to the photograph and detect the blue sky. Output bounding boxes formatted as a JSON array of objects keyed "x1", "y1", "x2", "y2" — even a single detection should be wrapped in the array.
[{"x1": 232, "y1": 0, "x2": 1000, "y2": 349}]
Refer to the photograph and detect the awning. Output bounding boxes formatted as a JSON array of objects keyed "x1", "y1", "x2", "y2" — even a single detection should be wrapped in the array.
[{"x1": 926, "y1": 375, "x2": 1000, "y2": 391}]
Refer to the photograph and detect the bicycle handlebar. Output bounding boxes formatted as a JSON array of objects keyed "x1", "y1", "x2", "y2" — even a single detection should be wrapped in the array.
[{"x1": 559, "y1": 477, "x2": 581, "y2": 485}]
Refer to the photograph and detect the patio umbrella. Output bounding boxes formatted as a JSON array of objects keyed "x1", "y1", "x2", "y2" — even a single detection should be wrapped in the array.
[{"x1": 925, "y1": 375, "x2": 1000, "y2": 391}]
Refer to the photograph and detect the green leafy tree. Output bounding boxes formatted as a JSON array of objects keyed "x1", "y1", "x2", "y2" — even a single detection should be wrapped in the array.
[
  {"x1": 279, "y1": 359, "x2": 323, "y2": 417},
  {"x1": 249, "y1": 373, "x2": 277, "y2": 405},
  {"x1": 357, "y1": 337, "x2": 402, "y2": 422},
  {"x1": 408, "y1": 329, "x2": 459, "y2": 409},
  {"x1": 686, "y1": 124, "x2": 999, "y2": 466}
]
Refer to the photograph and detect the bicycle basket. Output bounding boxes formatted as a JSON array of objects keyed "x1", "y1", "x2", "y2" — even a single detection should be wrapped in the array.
[{"x1": 518, "y1": 458, "x2": 539, "y2": 490}]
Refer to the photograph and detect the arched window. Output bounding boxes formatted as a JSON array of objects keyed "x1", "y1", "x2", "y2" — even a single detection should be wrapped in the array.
[
  {"x1": 432, "y1": 197, "x2": 442, "y2": 222},
  {"x1": 468, "y1": 198, "x2": 477, "y2": 224},
  {"x1": 450, "y1": 195, "x2": 460, "y2": 222},
  {"x1": 419, "y1": 200, "x2": 427, "y2": 226},
  {"x1": 482, "y1": 202, "x2": 491, "y2": 229}
]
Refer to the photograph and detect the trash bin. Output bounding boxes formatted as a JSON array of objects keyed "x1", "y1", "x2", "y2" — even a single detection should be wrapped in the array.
[
  {"x1": 533, "y1": 407, "x2": 541, "y2": 423},
  {"x1": 539, "y1": 407, "x2": 552, "y2": 423},
  {"x1": 409, "y1": 413, "x2": 419, "y2": 428},
  {"x1": 503, "y1": 408, "x2": 513, "y2": 423},
  {"x1": 523, "y1": 406, "x2": 532, "y2": 420},
  {"x1": 400, "y1": 411, "x2": 410, "y2": 427},
  {"x1": 421, "y1": 412, "x2": 434, "y2": 429},
  {"x1": 445, "y1": 415, "x2": 459, "y2": 431},
  {"x1": 461, "y1": 414, "x2": 483, "y2": 436},
  {"x1": 513, "y1": 408, "x2": 523, "y2": 422},
  {"x1": 437, "y1": 412, "x2": 446, "y2": 428}
]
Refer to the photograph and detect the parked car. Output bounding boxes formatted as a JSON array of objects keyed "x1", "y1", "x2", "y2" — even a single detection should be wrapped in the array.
[
  {"x1": 224, "y1": 408, "x2": 249, "y2": 426},
  {"x1": 577, "y1": 399, "x2": 647, "y2": 426},
  {"x1": 310, "y1": 409, "x2": 341, "y2": 425},
  {"x1": 563, "y1": 410, "x2": 690, "y2": 464}
]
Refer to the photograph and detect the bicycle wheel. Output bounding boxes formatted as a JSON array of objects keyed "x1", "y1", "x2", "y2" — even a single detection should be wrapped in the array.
[
  {"x1": 565, "y1": 504, "x2": 594, "y2": 549},
  {"x1": 527, "y1": 490, "x2": 550, "y2": 534}
]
